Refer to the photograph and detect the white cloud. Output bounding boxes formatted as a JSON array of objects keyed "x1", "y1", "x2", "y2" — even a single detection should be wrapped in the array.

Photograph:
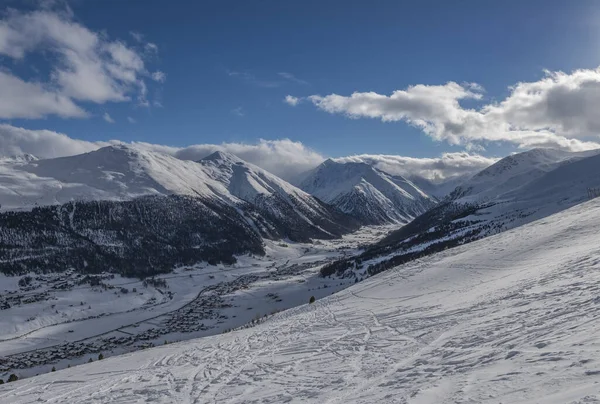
[
  {"x1": 0, "y1": 8, "x2": 164, "y2": 119},
  {"x1": 284, "y1": 95, "x2": 300, "y2": 106},
  {"x1": 0, "y1": 124, "x2": 111, "y2": 158},
  {"x1": 0, "y1": 124, "x2": 496, "y2": 182},
  {"x1": 278, "y1": 72, "x2": 309, "y2": 85},
  {"x1": 151, "y1": 70, "x2": 166, "y2": 83},
  {"x1": 304, "y1": 68, "x2": 600, "y2": 152},
  {"x1": 134, "y1": 138, "x2": 325, "y2": 182},
  {"x1": 0, "y1": 71, "x2": 87, "y2": 119},
  {"x1": 335, "y1": 153, "x2": 499, "y2": 181},
  {"x1": 127, "y1": 116, "x2": 136, "y2": 123},
  {"x1": 103, "y1": 112, "x2": 115, "y2": 123}
]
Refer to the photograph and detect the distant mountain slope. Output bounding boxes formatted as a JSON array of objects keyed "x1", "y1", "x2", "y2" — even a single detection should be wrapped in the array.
[
  {"x1": 299, "y1": 159, "x2": 435, "y2": 225},
  {"x1": 322, "y1": 148, "x2": 600, "y2": 278},
  {"x1": 449, "y1": 148, "x2": 599, "y2": 202},
  {"x1": 198, "y1": 151, "x2": 357, "y2": 240},
  {"x1": 0, "y1": 146, "x2": 360, "y2": 276}
]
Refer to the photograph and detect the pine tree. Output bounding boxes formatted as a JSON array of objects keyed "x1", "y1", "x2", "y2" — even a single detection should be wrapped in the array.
[
  {"x1": 98, "y1": 353, "x2": 104, "y2": 360},
  {"x1": 51, "y1": 366, "x2": 56, "y2": 372},
  {"x1": 7, "y1": 374, "x2": 18, "y2": 383}
]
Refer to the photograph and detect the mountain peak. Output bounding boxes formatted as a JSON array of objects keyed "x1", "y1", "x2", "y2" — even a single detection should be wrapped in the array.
[
  {"x1": 201, "y1": 150, "x2": 243, "y2": 164},
  {"x1": 300, "y1": 159, "x2": 433, "y2": 225}
]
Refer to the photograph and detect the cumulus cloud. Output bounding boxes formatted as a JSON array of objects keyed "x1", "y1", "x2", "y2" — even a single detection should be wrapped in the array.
[
  {"x1": 302, "y1": 68, "x2": 600, "y2": 152},
  {"x1": 0, "y1": 71, "x2": 87, "y2": 119},
  {"x1": 0, "y1": 124, "x2": 111, "y2": 158},
  {"x1": 335, "y1": 153, "x2": 498, "y2": 181},
  {"x1": 0, "y1": 7, "x2": 164, "y2": 119},
  {"x1": 102, "y1": 112, "x2": 115, "y2": 123},
  {"x1": 284, "y1": 95, "x2": 300, "y2": 106}
]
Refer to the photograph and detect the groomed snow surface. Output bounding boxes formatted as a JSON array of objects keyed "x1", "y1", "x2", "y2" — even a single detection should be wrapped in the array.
[{"x1": 3, "y1": 197, "x2": 600, "y2": 403}]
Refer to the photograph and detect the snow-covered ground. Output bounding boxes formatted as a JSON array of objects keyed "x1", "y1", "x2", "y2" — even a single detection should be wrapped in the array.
[
  {"x1": 0, "y1": 225, "x2": 392, "y2": 380},
  {"x1": 4, "y1": 196, "x2": 600, "y2": 403}
]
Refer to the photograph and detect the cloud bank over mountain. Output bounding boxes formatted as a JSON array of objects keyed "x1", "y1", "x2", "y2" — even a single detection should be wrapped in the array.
[{"x1": 0, "y1": 124, "x2": 495, "y2": 182}]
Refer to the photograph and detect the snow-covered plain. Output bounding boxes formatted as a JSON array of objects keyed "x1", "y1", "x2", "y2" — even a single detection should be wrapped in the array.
[{"x1": 4, "y1": 196, "x2": 600, "y2": 403}]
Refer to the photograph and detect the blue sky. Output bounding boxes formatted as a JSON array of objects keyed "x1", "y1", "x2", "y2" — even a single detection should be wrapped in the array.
[{"x1": 2, "y1": 0, "x2": 600, "y2": 177}]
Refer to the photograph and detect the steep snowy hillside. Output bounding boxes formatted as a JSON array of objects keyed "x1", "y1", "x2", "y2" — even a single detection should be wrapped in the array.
[
  {"x1": 300, "y1": 159, "x2": 435, "y2": 225},
  {"x1": 450, "y1": 148, "x2": 600, "y2": 202},
  {"x1": 5, "y1": 198, "x2": 600, "y2": 403},
  {"x1": 199, "y1": 151, "x2": 358, "y2": 240}
]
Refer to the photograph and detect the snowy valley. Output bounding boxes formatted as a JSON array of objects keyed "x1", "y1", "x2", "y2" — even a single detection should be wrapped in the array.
[
  {"x1": 3, "y1": 185, "x2": 600, "y2": 403},
  {"x1": 2, "y1": 145, "x2": 600, "y2": 404}
]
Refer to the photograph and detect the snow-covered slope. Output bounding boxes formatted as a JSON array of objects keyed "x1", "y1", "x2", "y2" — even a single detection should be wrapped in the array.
[
  {"x1": 5, "y1": 198, "x2": 600, "y2": 403},
  {"x1": 450, "y1": 148, "x2": 600, "y2": 202},
  {"x1": 0, "y1": 145, "x2": 231, "y2": 210},
  {"x1": 300, "y1": 159, "x2": 435, "y2": 225}
]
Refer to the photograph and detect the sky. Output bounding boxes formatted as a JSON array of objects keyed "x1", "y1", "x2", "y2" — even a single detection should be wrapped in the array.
[{"x1": 1, "y1": 0, "x2": 600, "y2": 180}]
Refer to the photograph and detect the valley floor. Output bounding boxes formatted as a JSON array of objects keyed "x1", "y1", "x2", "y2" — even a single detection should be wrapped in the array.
[
  {"x1": 4, "y1": 198, "x2": 600, "y2": 403},
  {"x1": 0, "y1": 226, "x2": 391, "y2": 380}
]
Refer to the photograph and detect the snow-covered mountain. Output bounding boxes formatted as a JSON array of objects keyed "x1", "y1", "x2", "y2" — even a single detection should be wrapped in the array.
[
  {"x1": 5, "y1": 197, "x2": 600, "y2": 403},
  {"x1": 324, "y1": 147, "x2": 600, "y2": 278},
  {"x1": 0, "y1": 146, "x2": 359, "y2": 276},
  {"x1": 0, "y1": 144, "x2": 228, "y2": 210},
  {"x1": 198, "y1": 151, "x2": 355, "y2": 239},
  {"x1": 299, "y1": 159, "x2": 435, "y2": 225}
]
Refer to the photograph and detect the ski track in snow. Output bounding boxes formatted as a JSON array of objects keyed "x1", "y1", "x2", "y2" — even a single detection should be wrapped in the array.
[{"x1": 4, "y1": 200, "x2": 600, "y2": 403}]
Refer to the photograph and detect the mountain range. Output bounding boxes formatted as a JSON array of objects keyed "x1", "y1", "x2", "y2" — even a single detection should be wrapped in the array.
[
  {"x1": 321, "y1": 147, "x2": 600, "y2": 278},
  {"x1": 3, "y1": 144, "x2": 600, "y2": 281},
  {"x1": 0, "y1": 145, "x2": 360, "y2": 276}
]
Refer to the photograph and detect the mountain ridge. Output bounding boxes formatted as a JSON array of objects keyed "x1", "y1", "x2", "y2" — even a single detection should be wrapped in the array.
[{"x1": 299, "y1": 158, "x2": 435, "y2": 225}]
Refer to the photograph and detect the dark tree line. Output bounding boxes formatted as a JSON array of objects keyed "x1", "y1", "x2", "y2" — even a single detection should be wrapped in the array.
[{"x1": 0, "y1": 195, "x2": 265, "y2": 278}]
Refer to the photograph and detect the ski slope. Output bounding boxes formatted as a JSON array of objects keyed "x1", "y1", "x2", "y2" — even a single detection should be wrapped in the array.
[{"x1": 4, "y1": 198, "x2": 600, "y2": 403}]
